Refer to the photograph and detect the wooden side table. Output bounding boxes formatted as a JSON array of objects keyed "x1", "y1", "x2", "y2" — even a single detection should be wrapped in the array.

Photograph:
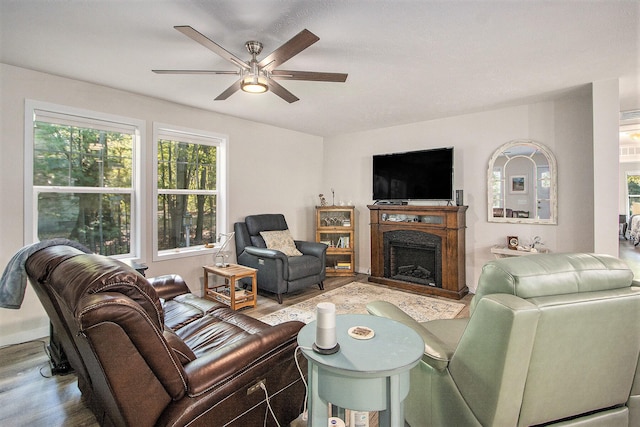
[{"x1": 203, "y1": 264, "x2": 257, "y2": 310}]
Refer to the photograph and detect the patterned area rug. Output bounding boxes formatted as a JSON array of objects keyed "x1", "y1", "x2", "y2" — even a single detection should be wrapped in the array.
[{"x1": 258, "y1": 281, "x2": 465, "y2": 325}]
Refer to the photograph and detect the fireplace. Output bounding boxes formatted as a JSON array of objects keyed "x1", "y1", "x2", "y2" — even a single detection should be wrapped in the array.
[
  {"x1": 368, "y1": 205, "x2": 468, "y2": 300},
  {"x1": 384, "y1": 230, "x2": 442, "y2": 287}
]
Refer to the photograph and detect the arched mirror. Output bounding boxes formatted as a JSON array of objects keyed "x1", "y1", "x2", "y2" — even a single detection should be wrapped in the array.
[{"x1": 488, "y1": 140, "x2": 557, "y2": 224}]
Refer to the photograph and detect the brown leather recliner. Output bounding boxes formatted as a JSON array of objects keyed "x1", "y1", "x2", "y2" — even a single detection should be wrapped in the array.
[{"x1": 24, "y1": 245, "x2": 306, "y2": 427}]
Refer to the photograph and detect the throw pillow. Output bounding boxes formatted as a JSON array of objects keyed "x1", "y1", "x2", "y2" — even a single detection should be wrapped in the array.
[{"x1": 260, "y1": 229, "x2": 303, "y2": 257}]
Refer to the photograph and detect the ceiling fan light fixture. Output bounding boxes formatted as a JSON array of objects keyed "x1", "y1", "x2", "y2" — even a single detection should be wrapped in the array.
[
  {"x1": 241, "y1": 74, "x2": 268, "y2": 94},
  {"x1": 157, "y1": 26, "x2": 346, "y2": 102}
]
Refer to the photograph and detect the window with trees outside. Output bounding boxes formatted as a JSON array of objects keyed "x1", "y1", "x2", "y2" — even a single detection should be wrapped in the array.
[
  {"x1": 154, "y1": 124, "x2": 227, "y2": 259},
  {"x1": 25, "y1": 101, "x2": 142, "y2": 258}
]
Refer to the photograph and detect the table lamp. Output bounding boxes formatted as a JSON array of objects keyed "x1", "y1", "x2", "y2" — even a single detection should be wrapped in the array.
[{"x1": 214, "y1": 232, "x2": 234, "y2": 267}]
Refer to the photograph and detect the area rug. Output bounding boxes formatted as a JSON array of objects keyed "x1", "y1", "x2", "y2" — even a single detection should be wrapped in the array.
[{"x1": 258, "y1": 281, "x2": 465, "y2": 325}]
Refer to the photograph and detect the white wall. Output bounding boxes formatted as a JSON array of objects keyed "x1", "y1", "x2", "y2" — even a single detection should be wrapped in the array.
[
  {"x1": 592, "y1": 79, "x2": 621, "y2": 254},
  {"x1": 553, "y1": 87, "x2": 596, "y2": 252},
  {"x1": 322, "y1": 86, "x2": 596, "y2": 292},
  {"x1": 0, "y1": 64, "x2": 323, "y2": 346}
]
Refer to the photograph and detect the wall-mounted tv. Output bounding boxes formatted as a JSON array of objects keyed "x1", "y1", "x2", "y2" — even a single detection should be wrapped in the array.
[{"x1": 373, "y1": 147, "x2": 453, "y2": 201}]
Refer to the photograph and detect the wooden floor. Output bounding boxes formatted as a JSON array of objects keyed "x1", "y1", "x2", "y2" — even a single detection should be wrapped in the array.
[{"x1": 0, "y1": 274, "x2": 471, "y2": 427}]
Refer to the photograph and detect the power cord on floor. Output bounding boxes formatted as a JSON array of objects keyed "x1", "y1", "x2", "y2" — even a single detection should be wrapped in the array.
[
  {"x1": 295, "y1": 345, "x2": 312, "y2": 422},
  {"x1": 0, "y1": 339, "x2": 56, "y2": 379},
  {"x1": 255, "y1": 345, "x2": 312, "y2": 427},
  {"x1": 37, "y1": 339, "x2": 58, "y2": 378},
  {"x1": 260, "y1": 381, "x2": 281, "y2": 427}
]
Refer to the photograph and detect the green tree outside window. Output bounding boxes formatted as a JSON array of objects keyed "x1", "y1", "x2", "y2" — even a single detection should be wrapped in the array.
[{"x1": 33, "y1": 122, "x2": 133, "y2": 255}]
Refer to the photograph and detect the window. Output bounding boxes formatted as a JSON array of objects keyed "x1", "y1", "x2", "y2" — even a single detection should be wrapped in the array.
[
  {"x1": 627, "y1": 172, "x2": 640, "y2": 216},
  {"x1": 153, "y1": 124, "x2": 227, "y2": 259},
  {"x1": 491, "y1": 168, "x2": 503, "y2": 207},
  {"x1": 25, "y1": 101, "x2": 142, "y2": 258}
]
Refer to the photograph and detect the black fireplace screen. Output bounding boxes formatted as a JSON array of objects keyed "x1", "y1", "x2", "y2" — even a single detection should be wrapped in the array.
[{"x1": 383, "y1": 230, "x2": 442, "y2": 287}]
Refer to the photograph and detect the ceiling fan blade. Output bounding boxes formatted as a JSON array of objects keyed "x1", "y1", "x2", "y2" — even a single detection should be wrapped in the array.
[
  {"x1": 214, "y1": 79, "x2": 242, "y2": 101},
  {"x1": 258, "y1": 29, "x2": 319, "y2": 71},
  {"x1": 152, "y1": 70, "x2": 240, "y2": 75},
  {"x1": 270, "y1": 70, "x2": 348, "y2": 82},
  {"x1": 266, "y1": 78, "x2": 299, "y2": 103},
  {"x1": 174, "y1": 26, "x2": 249, "y2": 70}
]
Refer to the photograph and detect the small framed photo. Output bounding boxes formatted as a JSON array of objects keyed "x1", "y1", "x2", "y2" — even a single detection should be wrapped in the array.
[{"x1": 509, "y1": 175, "x2": 527, "y2": 194}]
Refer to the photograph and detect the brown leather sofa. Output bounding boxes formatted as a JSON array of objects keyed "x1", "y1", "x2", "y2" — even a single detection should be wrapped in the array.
[{"x1": 24, "y1": 245, "x2": 306, "y2": 427}]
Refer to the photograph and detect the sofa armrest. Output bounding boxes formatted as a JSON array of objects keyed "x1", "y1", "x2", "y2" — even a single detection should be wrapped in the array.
[
  {"x1": 243, "y1": 246, "x2": 288, "y2": 262},
  {"x1": 183, "y1": 321, "x2": 303, "y2": 395},
  {"x1": 295, "y1": 240, "x2": 328, "y2": 258},
  {"x1": 148, "y1": 274, "x2": 190, "y2": 300},
  {"x1": 366, "y1": 300, "x2": 452, "y2": 371}
]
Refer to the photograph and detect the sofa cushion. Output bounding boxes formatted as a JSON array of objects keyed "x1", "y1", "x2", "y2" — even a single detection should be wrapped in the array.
[
  {"x1": 174, "y1": 306, "x2": 269, "y2": 358},
  {"x1": 164, "y1": 326, "x2": 196, "y2": 364},
  {"x1": 47, "y1": 253, "x2": 164, "y2": 330},
  {"x1": 473, "y1": 253, "x2": 633, "y2": 313},
  {"x1": 25, "y1": 245, "x2": 88, "y2": 285},
  {"x1": 245, "y1": 214, "x2": 290, "y2": 249},
  {"x1": 162, "y1": 294, "x2": 225, "y2": 329},
  {"x1": 163, "y1": 298, "x2": 205, "y2": 330},
  {"x1": 260, "y1": 230, "x2": 303, "y2": 256},
  {"x1": 245, "y1": 214, "x2": 288, "y2": 235}
]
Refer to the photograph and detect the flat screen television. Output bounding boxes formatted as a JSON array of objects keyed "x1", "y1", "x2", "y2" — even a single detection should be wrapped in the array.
[{"x1": 373, "y1": 147, "x2": 453, "y2": 201}]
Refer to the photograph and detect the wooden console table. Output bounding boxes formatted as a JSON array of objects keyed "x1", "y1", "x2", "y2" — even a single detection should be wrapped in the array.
[
  {"x1": 368, "y1": 205, "x2": 468, "y2": 300},
  {"x1": 203, "y1": 264, "x2": 257, "y2": 310}
]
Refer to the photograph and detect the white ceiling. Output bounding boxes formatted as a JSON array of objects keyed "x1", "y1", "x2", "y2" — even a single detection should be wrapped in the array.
[{"x1": 1, "y1": 0, "x2": 638, "y2": 137}]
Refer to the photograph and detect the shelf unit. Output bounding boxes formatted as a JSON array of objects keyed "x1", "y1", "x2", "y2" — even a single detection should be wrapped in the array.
[{"x1": 315, "y1": 205, "x2": 356, "y2": 277}]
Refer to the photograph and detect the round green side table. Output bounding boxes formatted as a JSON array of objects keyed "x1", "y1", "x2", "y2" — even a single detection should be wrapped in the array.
[{"x1": 297, "y1": 314, "x2": 423, "y2": 427}]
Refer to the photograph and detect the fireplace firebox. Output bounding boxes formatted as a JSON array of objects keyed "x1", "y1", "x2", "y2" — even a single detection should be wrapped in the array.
[
  {"x1": 368, "y1": 205, "x2": 467, "y2": 300},
  {"x1": 384, "y1": 230, "x2": 442, "y2": 287}
]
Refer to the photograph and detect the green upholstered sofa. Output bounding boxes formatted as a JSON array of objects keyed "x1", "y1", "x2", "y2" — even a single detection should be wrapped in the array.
[{"x1": 368, "y1": 253, "x2": 640, "y2": 426}]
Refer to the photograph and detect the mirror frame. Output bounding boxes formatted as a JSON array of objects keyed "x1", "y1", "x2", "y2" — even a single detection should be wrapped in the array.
[{"x1": 487, "y1": 139, "x2": 557, "y2": 225}]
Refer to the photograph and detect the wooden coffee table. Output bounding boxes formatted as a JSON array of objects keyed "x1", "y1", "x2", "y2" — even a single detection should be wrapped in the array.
[{"x1": 203, "y1": 264, "x2": 257, "y2": 310}]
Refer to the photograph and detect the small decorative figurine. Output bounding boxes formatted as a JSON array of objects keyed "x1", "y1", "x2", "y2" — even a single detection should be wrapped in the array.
[
  {"x1": 531, "y1": 235, "x2": 542, "y2": 249},
  {"x1": 319, "y1": 194, "x2": 327, "y2": 206}
]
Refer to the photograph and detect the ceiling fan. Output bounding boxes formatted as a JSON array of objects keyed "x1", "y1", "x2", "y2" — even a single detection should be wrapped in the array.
[{"x1": 152, "y1": 26, "x2": 348, "y2": 103}]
